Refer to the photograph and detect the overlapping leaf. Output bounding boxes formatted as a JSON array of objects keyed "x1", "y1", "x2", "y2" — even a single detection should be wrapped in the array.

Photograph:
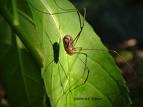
[{"x1": 0, "y1": 3, "x2": 47, "y2": 107}]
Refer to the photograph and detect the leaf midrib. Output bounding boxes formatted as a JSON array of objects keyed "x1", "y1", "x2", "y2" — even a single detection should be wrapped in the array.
[{"x1": 41, "y1": 0, "x2": 61, "y2": 37}]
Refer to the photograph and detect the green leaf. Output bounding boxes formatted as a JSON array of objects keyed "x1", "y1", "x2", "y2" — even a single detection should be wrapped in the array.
[
  {"x1": 27, "y1": 0, "x2": 131, "y2": 107},
  {"x1": 0, "y1": 4, "x2": 47, "y2": 107},
  {"x1": 0, "y1": 2, "x2": 43, "y2": 68}
]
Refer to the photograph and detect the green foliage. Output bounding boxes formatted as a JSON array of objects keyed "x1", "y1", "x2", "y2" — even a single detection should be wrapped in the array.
[
  {"x1": 0, "y1": 0, "x2": 131, "y2": 107},
  {"x1": 0, "y1": 1, "x2": 46, "y2": 107}
]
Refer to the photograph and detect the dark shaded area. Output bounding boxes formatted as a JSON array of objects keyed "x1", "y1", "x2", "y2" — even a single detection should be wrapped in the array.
[
  {"x1": 70, "y1": 0, "x2": 143, "y2": 107},
  {"x1": 53, "y1": 42, "x2": 60, "y2": 64},
  {"x1": 0, "y1": 81, "x2": 8, "y2": 107},
  {"x1": 71, "y1": 0, "x2": 143, "y2": 43}
]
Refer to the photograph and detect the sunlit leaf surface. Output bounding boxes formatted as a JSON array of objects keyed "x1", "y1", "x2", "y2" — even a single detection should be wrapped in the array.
[{"x1": 27, "y1": 0, "x2": 131, "y2": 107}]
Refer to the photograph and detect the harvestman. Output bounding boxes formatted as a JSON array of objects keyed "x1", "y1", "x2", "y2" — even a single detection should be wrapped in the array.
[{"x1": 29, "y1": 0, "x2": 131, "y2": 106}]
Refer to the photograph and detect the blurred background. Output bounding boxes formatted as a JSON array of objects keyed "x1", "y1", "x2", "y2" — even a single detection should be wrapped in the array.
[{"x1": 70, "y1": 0, "x2": 143, "y2": 107}]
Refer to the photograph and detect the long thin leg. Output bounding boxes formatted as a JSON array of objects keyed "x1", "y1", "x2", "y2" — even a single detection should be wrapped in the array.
[
  {"x1": 58, "y1": 60, "x2": 69, "y2": 91},
  {"x1": 59, "y1": 58, "x2": 77, "y2": 105},
  {"x1": 63, "y1": 47, "x2": 90, "y2": 91},
  {"x1": 43, "y1": 60, "x2": 54, "y2": 76},
  {"x1": 73, "y1": 8, "x2": 86, "y2": 46},
  {"x1": 43, "y1": 60, "x2": 54, "y2": 100},
  {"x1": 55, "y1": 59, "x2": 73, "y2": 106},
  {"x1": 81, "y1": 48, "x2": 133, "y2": 70},
  {"x1": 53, "y1": 0, "x2": 78, "y2": 13},
  {"x1": 69, "y1": 52, "x2": 90, "y2": 91},
  {"x1": 58, "y1": 63, "x2": 65, "y2": 94},
  {"x1": 57, "y1": 52, "x2": 90, "y2": 106},
  {"x1": 28, "y1": 0, "x2": 77, "y2": 15},
  {"x1": 55, "y1": 52, "x2": 89, "y2": 106}
]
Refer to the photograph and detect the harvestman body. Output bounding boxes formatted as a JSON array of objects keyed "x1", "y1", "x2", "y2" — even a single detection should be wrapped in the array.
[{"x1": 63, "y1": 35, "x2": 75, "y2": 55}]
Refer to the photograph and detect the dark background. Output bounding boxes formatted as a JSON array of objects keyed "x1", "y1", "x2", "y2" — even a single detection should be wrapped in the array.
[
  {"x1": 71, "y1": 0, "x2": 143, "y2": 43},
  {"x1": 70, "y1": 0, "x2": 143, "y2": 107}
]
